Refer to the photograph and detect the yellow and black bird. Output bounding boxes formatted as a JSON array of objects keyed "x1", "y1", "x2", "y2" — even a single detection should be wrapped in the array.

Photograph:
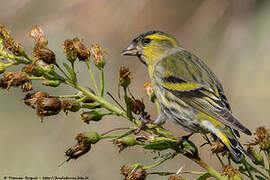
[{"x1": 121, "y1": 31, "x2": 253, "y2": 161}]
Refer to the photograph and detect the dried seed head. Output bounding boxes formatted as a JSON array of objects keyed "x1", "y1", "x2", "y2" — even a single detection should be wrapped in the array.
[
  {"x1": 24, "y1": 91, "x2": 50, "y2": 109},
  {"x1": 119, "y1": 66, "x2": 131, "y2": 89},
  {"x1": 21, "y1": 81, "x2": 33, "y2": 92},
  {"x1": 80, "y1": 110, "x2": 104, "y2": 124},
  {"x1": 65, "y1": 132, "x2": 100, "y2": 161},
  {"x1": 65, "y1": 143, "x2": 91, "y2": 161},
  {"x1": 4, "y1": 37, "x2": 25, "y2": 56},
  {"x1": 223, "y1": 165, "x2": 241, "y2": 179},
  {"x1": 121, "y1": 165, "x2": 131, "y2": 177},
  {"x1": 255, "y1": 127, "x2": 270, "y2": 151},
  {"x1": 63, "y1": 39, "x2": 77, "y2": 63},
  {"x1": 209, "y1": 138, "x2": 230, "y2": 158},
  {"x1": 36, "y1": 97, "x2": 62, "y2": 120},
  {"x1": 29, "y1": 25, "x2": 48, "y2": 47},
  {"x1": 73, "y1": 38, "x2": 90, "y2": 62},
  {"x1": 62, "y1": 100, "x2": 81, "y2": 114},
  {"x1": 129, "y1": 97, "x2": 145, "y2": 115},
  {"x1": 0, "y1": 24, "x2": 10, "y2": 40},
  {"x1": 91, "y1": 44, "x2": 105, "y2": 68},
  {"x1": 33, "y1": 46, "x2": 56, "y2": 64},
  {"x1": 0, "y1": 78, "x2": 8, "y2": 89},
  {"x1": 127, "y1": 168, "x2": 147, "y2": 180},
  {"x1": 3, "y1": 72, "x2": 29, "y2": 89}
]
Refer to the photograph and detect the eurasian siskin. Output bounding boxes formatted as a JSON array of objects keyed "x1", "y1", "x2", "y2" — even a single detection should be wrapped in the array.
[{"x1": 122, "y1": 31, "x2": 253, "y2": 161}]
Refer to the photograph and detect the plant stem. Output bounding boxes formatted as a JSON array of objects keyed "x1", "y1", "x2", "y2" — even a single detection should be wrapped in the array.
[
  {"x1": 52, "y1": 94, "x2": 82, "y2": 99},
  {"x1": 85, "y1": 61, "x2": 100, "y2": 95},
  {"x1": 242, "y1": 159, "x2": 254, "y2": 180},
  {"x1": 100, "y1": 130, "x2": 133, "y2": 139},
  {"x1": 101, "y1": 127, "x2": 133, "y2": 136},
  {"x1": 143, "y1": 152, "x2": 177, "y2": 170},
  {"x1": 183, "y1": 151, "x2": 228, "y2": 180},
  {"x1": 55, "y1": 63, "x2": 72, "y2": 80},
  {"x1": 74, "y1": 85, "x2": 127, "y2": 118},
  {"x1": 100, "y1": 68, "x2": 104, "y2": 97},
  {"x1": 243, "y1": 158, "x2": 270, "y2": 180}
]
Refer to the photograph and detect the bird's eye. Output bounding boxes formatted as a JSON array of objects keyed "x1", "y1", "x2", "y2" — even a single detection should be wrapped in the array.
[{"x1": 142, "y1": 38, "x2": 151, "y2": 45}]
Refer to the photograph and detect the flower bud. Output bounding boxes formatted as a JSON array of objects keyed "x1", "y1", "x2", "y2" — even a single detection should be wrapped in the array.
[
  {"x1": 42, "y1": 79, "x2": 61, "y2": 87},
  {"x1": 0, "y1": 62, "x2": 6, "y2": 74},
  {"x1": 81, "y1": 110, "x2": 104, "y2": 124},
  {"x1": 119, "y1": 66, "x2": 131, "y2": 89},
  {"x1": 35, "y1": 60, "x2": 54, "y2": 73},
  {"x1": 33, "y1": 46, "x2": 56, "y2": 65},
  {"x1": 62, "y1": 100, "x2": 81, "y2": 114},
  {"x1": 29, "y1": 25, "x2": 48, "y2": 47},
  {"x1": 142, "y1": 82, "x2": 156, "y2": 102},
  {"x1": 36, "y1": 97, "x2": 62, "y2": 120},
  {"x1": 91, "y1": 44, "x2": 105, "y2": 69},
  {"x1": 114, "y1": 136, "x2": 138, "y2": 153},
  {"x1": 77, "y1": 132, "x2": 101, "y2": 144}
]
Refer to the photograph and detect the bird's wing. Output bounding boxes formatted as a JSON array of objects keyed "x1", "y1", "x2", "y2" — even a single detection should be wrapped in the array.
[{"x1": 153, "y1": 49, "x2": 251, "y2": 135}]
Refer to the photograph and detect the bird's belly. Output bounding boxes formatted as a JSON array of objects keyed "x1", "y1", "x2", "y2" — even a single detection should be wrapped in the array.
[{"x1": 154, "y1": 86, "x2": 209, "y2": 133}]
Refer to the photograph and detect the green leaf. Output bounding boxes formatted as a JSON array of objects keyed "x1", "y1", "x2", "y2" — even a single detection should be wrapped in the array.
[
  {"x1": 255, "y1": 175, "x2": 266, "y2": 180},
  {"x1": 63, "y1": 62, "x2": 77, "y2": 82},
  {"x1": 197, "y1": 173, "x2": 211, "y2": 180}
]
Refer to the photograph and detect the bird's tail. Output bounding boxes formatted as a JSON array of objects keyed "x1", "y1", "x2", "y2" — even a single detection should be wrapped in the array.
[{"x1": 215, "y1": 127, "x2": 255, "y2": 162}]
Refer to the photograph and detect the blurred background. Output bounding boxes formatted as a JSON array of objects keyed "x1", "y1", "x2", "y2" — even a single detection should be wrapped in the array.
[{"x1": 0, "y1": 0, "x2": 270, "y2": 179}]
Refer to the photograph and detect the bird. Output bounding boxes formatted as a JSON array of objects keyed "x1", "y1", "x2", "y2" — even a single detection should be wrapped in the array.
[{"x1": 121, "y1": 30, "x2": 253, "y2": 162}]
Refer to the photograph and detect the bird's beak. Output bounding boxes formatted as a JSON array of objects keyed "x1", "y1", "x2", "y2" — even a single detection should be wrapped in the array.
[{"x1": 121, "y1": 42, "x2": 139, "y2": 56}]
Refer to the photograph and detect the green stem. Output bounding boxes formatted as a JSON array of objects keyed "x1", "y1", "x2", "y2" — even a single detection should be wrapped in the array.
[
  {"x1": 85, "y1": 61, "x2": 100, "y2": 95},
  {"x1": 244, "y1": 158, "x2": 270, "y2": 180},
  {"x1": 74, "y1": 85, "x2": 127, "y2": 118},
  {"x1": 52, "y1": 94, "x2": 82, "y2": 99},
  {"x1": 100, "y1": 130, "x2": 133, "y2": 139},
  {"x1": 100, "y1": 68, "x2": 104, "y2": 97},
  {"x1": 143, "y1": 152, "x2": 177, "y2": 170},
  {"x1": 28, "y1": 76, "x2": 46, "y2": 80},
  {"x1": 55, "y1": 63, "x2": 72, "y2": 80},
  {"x1": 242, "y1": 159, "x2": 254, "y2": 180}
]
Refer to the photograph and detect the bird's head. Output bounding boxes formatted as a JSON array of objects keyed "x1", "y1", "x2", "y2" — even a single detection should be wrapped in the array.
[{"x1": 121, "y1": 31, "x2": 179, "y2": 66}]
